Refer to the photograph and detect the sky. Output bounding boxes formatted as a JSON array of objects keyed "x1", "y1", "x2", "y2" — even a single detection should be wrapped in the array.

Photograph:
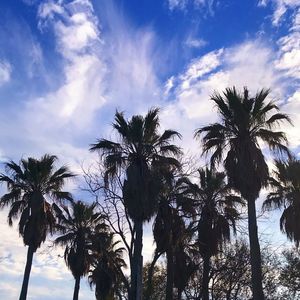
[{"x1": 0, "y1": 0, "x2": 300, "y2": 299}]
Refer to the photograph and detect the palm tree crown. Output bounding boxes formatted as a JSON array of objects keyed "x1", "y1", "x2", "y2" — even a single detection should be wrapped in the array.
[
  {"x1": 90, "y1": 108, "x2": 182, "y2": 221},
  {"x1": 55, "y1": 201, "x2": 106, "y2": 279},
  {"x1": 183, "y1": 168, "x2": 241, "y2": 257},
  {"x1": 55, "y1": 200, "x2": 108, "y2": 300},
  {"x1": 0, "y1": 154, "x2": 74, "y2": 250},
  {"x1": 264, "y1": 158, "x2": 300, "y2": 246},
  {"x1": 195, "y1": 87, "x2": 291, "y2": 199},
  {"x1": 89, "y1": 234, "x2": 127, "y2": 300}
]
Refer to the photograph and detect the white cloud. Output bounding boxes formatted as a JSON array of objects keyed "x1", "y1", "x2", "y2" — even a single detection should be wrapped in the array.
[
  {"x1": 275, "y1": 9, "x2": 300, "y2": 79},
  {"x1": 281, "y1": 91, "x2": 300, "y2": 148},
  {"x1": 168, "y1": 0, "x2": 216, "y2": 13},
  {"x1": 164, "y1": 76, "x2": 175, "y2": 96},
  {"x1": 38, "y1": 1, "x2": 64, "y2": 21},
  {"x1": 185, "y1": 36, "x2": 207, "y2": 49},
  {"x1": 0, "y1": 61, "x2": 11, "y2": 86},
  {"x1": 259, "y1": 0, "x2": 300, "y2": 25},
  {"x1": 100, "y1": 4, "x2": 161, "y2": 114},
  {"x1": 14, "y1": 0, "x2": 107, "y2": 168},
  {"x1": 161, "y1": 40, "x2": 288, "y2": 156},
  {"x1": 179, "y1": 49, "x2": 223, "y2": 90},
  {"x1": 168, "y1": 0, "x2": 188, "y2": 10}
]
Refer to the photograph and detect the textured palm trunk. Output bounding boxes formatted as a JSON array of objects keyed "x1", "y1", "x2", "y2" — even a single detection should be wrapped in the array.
[
  {"x1": 73, "y1": 276, "x2": 81, "y2": 300},
  {"x1": 177, "y1": 288, "x2": 182, "y2": 300},
  {"x1": 166, "y1": 247, "x2": 174, "y2": 300},
  {"x1": 247, "y1": 198, "x2": 265, "y2": 300},
  {"x1": 201, "y1": 254, "x2": 210, "y2": 300},
  {"x1": 130, "y1": 220, "x2": 143, "y2": 300},
  {"x1": 19, "y1": 246, "x2": 34, "y2": 300}
]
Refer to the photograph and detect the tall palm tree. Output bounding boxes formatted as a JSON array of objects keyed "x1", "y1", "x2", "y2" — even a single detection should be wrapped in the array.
[
  {"x1": 263, "y1": 158, "x2": 300, "y2": 245},
  {"x1": 54, "y1": 200, "x2": 107, "y2": 300},
  {"x1": 0, "y1": 154, "x2": 74, "y2": 300},
  {"x1": 195, "y1": 87, "x2": 291, "y2": 299},
  {"x1": 182, "y1": 168, "x2": 241, "y2": 300},
  {"x1": 90, "y1": 108, "x2": 181, "y2": 300},
  {"x1": 89, "y1": 233, "x2": 127, "y2": 300}
]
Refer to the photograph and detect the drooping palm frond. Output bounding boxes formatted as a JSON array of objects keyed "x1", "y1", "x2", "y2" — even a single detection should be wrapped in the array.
[
  {"x1": 88, "y1": 234, "x2": 126, "y2": 300},
  {"x1": 183, "y1": 168, "x2": 241, "y2": 257},
  {"x1": 54, "y1": 200, "x2": 108, "y2": 280},
  {"x1": 264, "y1": 158, "x2": 300, "y2": 246}
]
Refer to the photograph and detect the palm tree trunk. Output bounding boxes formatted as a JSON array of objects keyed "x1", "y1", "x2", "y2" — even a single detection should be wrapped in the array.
[
  {"x1": 177, "y1": 288, "x2": 182, "y2": 300},
  {"x1": 145, "y1": 250, "x2": 161, "y2": 300},
  {"x1": 166, "y1": 247, "x2": 174, "y2": 300},
  {"x1": 247, "y1": 198, "x2": 264, "y2": 300},
  {"x1": 130, "y1": 220, "x2": 143, "y2": 300},
  {"x1": 202, "y1": 254, "x2": 210, "y2": 300},
  {"x1": 19, "y1": 246, "x2": 34, "y2": 300},
  {"x1": 73, "y1": 276, "x2": 81, "y2": 300}
]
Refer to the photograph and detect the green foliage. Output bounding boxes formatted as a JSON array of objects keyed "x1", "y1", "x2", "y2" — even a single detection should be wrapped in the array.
[
  {"x1": 143, "y1": 263, "x2": 167, "y2": 300},
  {"x1": 280, "y1": 248, "x2": 300, "y2": 298}
]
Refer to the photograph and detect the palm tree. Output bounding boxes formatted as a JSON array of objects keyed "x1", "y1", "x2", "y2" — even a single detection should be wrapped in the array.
[
  {"x1": 90, "y1": 108, "x2": 181, "y2": 300},
  {"x1": 54, "y1": 200, "x2": 107, "y2": 300},
  {"x1": 195, "y1": 87, "x2": 291, "y2": 299},
  {"x1": 153, "y1": 172, "x2": 195, "y2": 300},
  {"x1": 89, "y1": 233, "x2": 127, "y2": 300},
  {"x1": 0, "y1": 154, "x2": 74, "y2": 300},
  {"x1": 182, "y1": 168, "x2": 241, "y2": 300},
  {"x1": 154, "y1": 202, "x2": 186, "y2": 300},
  {"x1": 263, "y1": 158, "x2": 300, "y2": 245}
]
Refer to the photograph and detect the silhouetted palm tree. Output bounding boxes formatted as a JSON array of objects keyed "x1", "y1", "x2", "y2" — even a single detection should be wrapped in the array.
[
  {"x1": 182, "y1": 168, "x2": 241, "y2": 300},
  {"x1": 264, "y1": 158, "x2": 300, "y2": 245},
  {"x1": 154, "y1": 203, "x2": 186, "y2": 300},
  {"x1": 0, "y1": 154, "x2": 74, "y2": 300},
  {"x1": 89, "y1": 233, "x2": 127, "y2": 300},
  {"x1": 153, "y1": 172, "x2": 195, "y2": 300},
  {"x1": 54, "y1": 201, "x2": 107, "y2": 300},
  {"x1": 195, "y1": 87, "x2": 291, "y2": 299},
  {"x1": 90, "y1": 108, "x2": 181, "y2": 300}
]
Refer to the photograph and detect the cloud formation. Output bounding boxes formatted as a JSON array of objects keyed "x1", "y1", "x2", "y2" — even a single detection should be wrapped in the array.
[
  {"x1": 259, "y1": 0, "x2": 300, "y2": 25},
  {"x1": 168, "y1": 0, "x2": 216, "y2": 14},
  {"x1": 0, "y1": 61, "x2": 11, "y2": 85}
]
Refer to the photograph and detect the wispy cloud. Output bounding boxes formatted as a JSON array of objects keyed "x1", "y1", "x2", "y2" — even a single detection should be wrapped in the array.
[
  {"x1": 4, "y1": 0, "x2": 107, "y2": 170},
  {"x1": 259, "y1": 0, "x2": 300, "y2": 25},
  {"x1": 275, "y1": 8, "x2": 300, "y2": 79},
  {"x1": 167, "y1": 0, "x2": 216, "y2": 14},
  {"x1": 161, "y1": 40, "x2": 289, "y2": 156},
  {"x1": 184, "y1": 36, "x2": 207, "y2": 49},
  {"x1": 0, "y1": 61, "x2": 11, "y2": 85}
]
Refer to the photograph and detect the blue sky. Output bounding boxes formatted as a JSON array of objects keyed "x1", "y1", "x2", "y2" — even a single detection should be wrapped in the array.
[{"x1": 0, "y1": 0, "x2": 300, "y2": 299}]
